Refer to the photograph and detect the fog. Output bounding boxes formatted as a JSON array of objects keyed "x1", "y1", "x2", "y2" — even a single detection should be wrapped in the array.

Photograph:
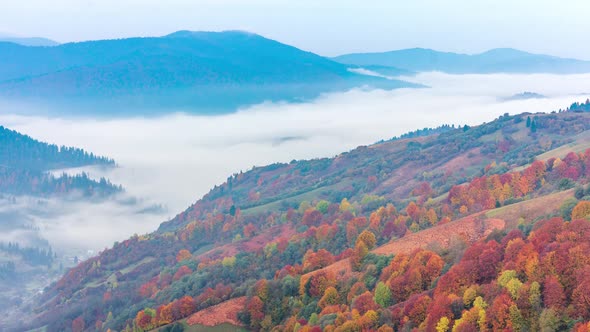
[{"x1": 2, "y1": 72, "x2": 590, "y2": 253}]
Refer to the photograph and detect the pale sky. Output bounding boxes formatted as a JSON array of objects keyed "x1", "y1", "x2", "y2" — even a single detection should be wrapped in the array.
[{"x1": 1, "y1": 0, "x2": 590, "y2": 59}]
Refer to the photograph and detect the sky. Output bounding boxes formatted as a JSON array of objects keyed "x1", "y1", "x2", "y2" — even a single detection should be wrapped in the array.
[{"x1": 1, "y1": 0, "x2": 590, "y2": 59}]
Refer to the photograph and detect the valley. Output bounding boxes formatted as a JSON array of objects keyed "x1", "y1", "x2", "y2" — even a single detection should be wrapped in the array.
[{"x1": 2, "y1": 7, "x2": 590, "y2": 330}]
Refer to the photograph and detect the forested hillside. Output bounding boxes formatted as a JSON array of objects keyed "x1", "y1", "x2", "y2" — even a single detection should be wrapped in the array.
[
  {"x1": 0, "y1": 125, "x2": 120, "y2": 197},
  {"x1": 22, "y1": 109, "x2": 590, "y2": 332},
  {"x1": 0, "y1": 125, "x2": 113, "y2": 170}
]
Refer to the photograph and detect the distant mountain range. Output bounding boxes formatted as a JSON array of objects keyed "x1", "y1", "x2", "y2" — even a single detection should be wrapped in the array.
[
  {"x1": 0, "y1": 31, "x2": 414, "y2": 114},
  {"x1": 333, "y1": 48, "x2": 590, "y2": 74},
  {"x1": 0, "y1": 36, "x2": 59, "y2": 47},
  {"x1": 2, "y1": 33, "x2": 589, "y2": 114}
]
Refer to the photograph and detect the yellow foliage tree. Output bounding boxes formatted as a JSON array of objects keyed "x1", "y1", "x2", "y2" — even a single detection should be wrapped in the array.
[
  {"x1": 221, "y1": 256, "x2": 236, "y2": 267},
  {"x1": 436, "y1": 317, "x2": 450, "y2": 332},
  {"x1": 356, "y1": 230, "x2": 376, "y2": 250},
  {"x1": 360, "y1": 310, "x2": 378, "y2": 330},
  {"x1": 319, "y1": 286, "x2": 340, "y2": 309},
  {"x1": 340, "y1": 198, "x2": 353, "y2": 213},
  {"x1": 572, "y1": 201, "x2": 590, "y2": 220}
]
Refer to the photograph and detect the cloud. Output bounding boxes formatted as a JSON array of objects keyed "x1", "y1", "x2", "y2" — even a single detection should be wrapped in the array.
[{"x1": 1, "y1": 72, "x2": 589, "y2": 252}]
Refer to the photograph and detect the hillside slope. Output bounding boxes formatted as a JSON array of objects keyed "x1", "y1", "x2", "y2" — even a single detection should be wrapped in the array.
[
  {"x1": 20, "y1": 110, "x2": 590, "y2": 332},
  {"x1": 333, "y1": 48, "x2": 590, "y2": 74},
  {"x1": 0, "y1": 31, "x2": 415, "y2": 114},
  {"x1": 0, "y1": 125, "x2": 120, "y2": 197}
]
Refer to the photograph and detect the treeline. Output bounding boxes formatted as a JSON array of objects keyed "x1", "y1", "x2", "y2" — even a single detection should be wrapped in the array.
[
  {"x1": 382, "y1": 124, "x2": 456, "y2": 143},
  {"x1": 0, "y1": 125, "x2": 121, "y2": 197},
  {"x1": 566, "y1": 99, "x2": 590, "y2": 113},
  {"x1": 0, "y1": 262, "x2": 16, "y2": 280},
  {"x1": 0, "y1": 125, "x2": 114, "y2": 171},
  {"x1": 0, "y1": 168, "x2": 122, "y2": 197},
  {"x1": 0, "y1": 242, "x2": 55, "y2": 267},
  {"x1": 0, "y1": 242, "x2": 55, "y2": 282}
]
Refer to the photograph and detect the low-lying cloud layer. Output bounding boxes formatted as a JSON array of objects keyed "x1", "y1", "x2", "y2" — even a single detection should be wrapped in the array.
[{"x1": 1, "y1": 72, "x2": 590, "y2": 252}]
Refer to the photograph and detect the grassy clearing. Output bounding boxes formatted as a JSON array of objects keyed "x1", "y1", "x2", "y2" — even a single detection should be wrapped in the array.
[
  {"x1": 119, "y1": 256, "x2": 155, "y2": 274},
  {"x1": 485, "y1": 189, "x2": 573, "y2": 227},
  {"x1": 183, "y1": 323, "x2": 247, "y2": 332},
  {"x1": 85, "y1": 256, "x2": 155, "y2": 288},
  {"x1": 536, "y1": 141, "x2": 590, "y2": 161},
  {"x1": 242, "y1": 179, "x2": 353, "y2": 215},
  {"x1": 151, "y1": 319, "x2": 246, "y2": 332},
  {"x1": 193, "y1": 243, "x2": 215, "y2": 256}
]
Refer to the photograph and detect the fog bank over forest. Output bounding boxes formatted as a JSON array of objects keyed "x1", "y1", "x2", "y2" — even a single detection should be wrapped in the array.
[{"x1": 1, "y1": 72, "x2": 589, "y2": 252}]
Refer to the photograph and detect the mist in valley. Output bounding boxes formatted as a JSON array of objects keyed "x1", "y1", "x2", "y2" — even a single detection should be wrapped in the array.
[{"x1": 2, "y1": 72, "x2": 590, "y2": 254}]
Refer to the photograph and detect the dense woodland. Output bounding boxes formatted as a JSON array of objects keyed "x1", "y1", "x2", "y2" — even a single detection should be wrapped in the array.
[
  {"x1": 0, "y1": 125, "x2": 120, "y2": 197},
  {"x1": 0, "y1": 125, "x2": 114, "y2": 171},
  {"x1": 0, "y1": 242, "x2": 55, "y2": 283},
  {"x1": 21, "y1": 109, "x2": 590, "y2": 332},
  {"x1": 0, "y1": 242, "x2": 55, "y2": 267},
  {"x1": 0, "y1": 168, "x2": 121, "y2": 197}
]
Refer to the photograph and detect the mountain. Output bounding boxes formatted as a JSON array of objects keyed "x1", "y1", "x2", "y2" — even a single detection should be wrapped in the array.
[
  {"x1": 19, "y1": 108, "x2": 590, "y2": 331},
  {"x1": 0, "y1": 36, "x2": 59, "y2": 47},
  {"x1": 333, "y1": 47, "x2": 590, "y2": 74},
  {"x1": 0, "y1": 31, "x2": 416, "y2": 115}
]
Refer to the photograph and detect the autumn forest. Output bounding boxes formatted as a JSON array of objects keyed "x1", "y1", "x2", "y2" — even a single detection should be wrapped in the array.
[{"x1": 6, "y1": 107, "x2": 589, "y2": 332}]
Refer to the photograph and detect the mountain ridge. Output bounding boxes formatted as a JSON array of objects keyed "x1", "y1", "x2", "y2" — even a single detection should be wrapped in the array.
[
  {"x1": 0, "y1": 36, "x2": 59, "y2": 47},
  {"x1": 333, "y1": 47, "x2": 590, "y2": 74},
  {"x1": 0, "y1": 31, "x2": 415, "y2": 115}
]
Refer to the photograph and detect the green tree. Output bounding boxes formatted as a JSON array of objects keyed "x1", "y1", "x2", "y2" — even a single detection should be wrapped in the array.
[
  {"x1": 529, "y1": 281, "x2": 541, "y2": 309},
  {"x1": 509, "y1": 305, "x2": 526, "y2": 332},
  {"x1": 308, "y1": 313, "x2": 319, "y2": 326},
  {"x1": 374, "y1": 281, "x2": 392, "y2": 308},
  {"x1": 316, "y1": 200, "x2": 329, "y2": 214},
  {"x1": 539, "y1": 308, "x2": 561, "y2": 332}
]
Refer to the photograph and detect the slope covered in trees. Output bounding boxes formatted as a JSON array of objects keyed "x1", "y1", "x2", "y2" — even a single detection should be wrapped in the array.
[
  {"x1": 0, "y1": 125, "x2": 120, "y2": 197},
  {"x1": 0, "y1": 125, "x2": 113, "y2": 171},
  {"x1": 20, "y1": 110, "x2": 590, "y2": 332}
]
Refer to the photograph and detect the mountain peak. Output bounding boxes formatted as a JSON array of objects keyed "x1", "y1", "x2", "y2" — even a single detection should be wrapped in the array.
[
  {"x1": 479, "y1": 47, "x2": 533, "y2": 57},
  {"x1": 164, "y1": 30, "x2": 259, "y2": 39}
]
